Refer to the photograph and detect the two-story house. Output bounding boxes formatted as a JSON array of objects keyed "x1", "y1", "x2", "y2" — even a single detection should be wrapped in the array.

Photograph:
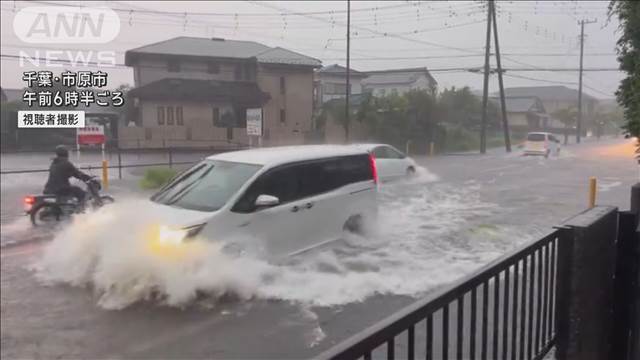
[
  {"x1": 315, "y1": 64, "x2": 368, "y2": 105},
  {"x1": 121, "y1": 36, "x2": 321, "y2": 149},
  {"x1": 361, "y1": 67, "x2": 437, "y2": 97}
]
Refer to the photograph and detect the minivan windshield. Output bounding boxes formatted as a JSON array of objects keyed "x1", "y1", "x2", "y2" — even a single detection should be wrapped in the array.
[
  {"x1": 527, "y1": 133, "x2": 546, "y2": 142},
  {"x1": 151, "y1": 160, "x2": 262, "y2": 212}
]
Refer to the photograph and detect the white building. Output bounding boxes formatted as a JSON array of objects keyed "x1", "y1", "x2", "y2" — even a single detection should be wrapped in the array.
[
  {"x1": 362, "y1": 67, "x2": 437, "y2": 97},
  {"x1": 315, "y1": 64, "x2": 368, "y2": 104}
]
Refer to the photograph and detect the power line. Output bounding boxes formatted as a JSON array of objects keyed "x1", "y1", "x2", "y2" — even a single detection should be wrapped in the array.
[
  {"x1": 24, "y1": 0, "x2": 428, "y2": 17},
  {"x1": 246, "y1": 1, "x2": 486, "y2": 55}
]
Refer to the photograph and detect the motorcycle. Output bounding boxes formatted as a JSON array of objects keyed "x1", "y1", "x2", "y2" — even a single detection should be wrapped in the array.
[{"x1": 24, "y1": 177, "x2": 115, "y2": 226}]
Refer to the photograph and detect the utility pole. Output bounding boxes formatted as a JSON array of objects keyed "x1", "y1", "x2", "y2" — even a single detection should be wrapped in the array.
[
  {"x1": 576, "y1": 18, "x2": 596, "y2": 144},
  {"x1": 479, "y1": 0, "x2": 493, "y2": 154},
  {"x1": 344, "y1": 0, "x2": 351, "y2": 143},
  {"x1": 491, "y1": 0, "x2": 511, "y2": 152}
]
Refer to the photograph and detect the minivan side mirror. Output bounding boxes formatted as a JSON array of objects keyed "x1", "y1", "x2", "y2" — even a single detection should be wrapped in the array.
[{"x1": 255, "y1": 194, "x2": 279, "y2": 208}]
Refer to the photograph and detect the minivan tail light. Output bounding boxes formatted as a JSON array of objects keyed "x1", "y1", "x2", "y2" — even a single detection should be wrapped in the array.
[{"x1": 369, "y1": 153, "x2": 378, "y2": 184}]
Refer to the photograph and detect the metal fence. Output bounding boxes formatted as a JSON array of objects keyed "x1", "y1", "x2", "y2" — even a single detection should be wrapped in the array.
[
  {"x1": 316, "y1": 185, "x2": 640, "y2": 360},
  {"x1": 316, "y1": 232, "x2": 559, "y2": 360},
  {"x1": 0, "y1": 141, "x2": 249, "y2": 176}
]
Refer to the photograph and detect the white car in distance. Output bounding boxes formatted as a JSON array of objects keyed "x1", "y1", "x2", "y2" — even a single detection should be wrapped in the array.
[
  {"x1": 523, "y1": 132, "x2": 561, "y2": 158},
  {"x1": 353, "y1": 144, "x2": 418, "y2": 182},
  {"x1": 145, "y1": 145, "x2": 379, "y2": 260}
]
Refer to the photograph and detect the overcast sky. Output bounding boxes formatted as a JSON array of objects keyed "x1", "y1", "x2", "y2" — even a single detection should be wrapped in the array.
[{"x1": 0, "y1": 1, "x2": 624, "y2": 99}]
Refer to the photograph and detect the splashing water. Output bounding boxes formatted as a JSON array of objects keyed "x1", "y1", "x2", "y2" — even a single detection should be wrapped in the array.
[{"x1": 32, "y1": 166, "x2": 511, "y2": 310}]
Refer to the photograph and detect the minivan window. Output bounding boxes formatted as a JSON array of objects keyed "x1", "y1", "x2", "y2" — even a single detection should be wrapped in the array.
[
  {"x1": 232, "y1": 154, "x2": 372, "y2": 213},
  {"x1": 373, "y1": 146, "x2": 390, "y2": 159},
  {"x1": 527, "y1": 133, "x2": 546, "y2": 141},
  {"x1": 386, "y1": 146, "x2": 406, "y2": 159},
  {"x1": 151, "y1": 160, "x2": 262, "y2": 212}
]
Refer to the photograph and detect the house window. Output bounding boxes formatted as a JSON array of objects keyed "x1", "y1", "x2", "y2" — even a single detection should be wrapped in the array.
[
  {"x1": 212, "y1": 107, "x2": 220, "y2": 126},
  {"x1": 323, "y1": 83, "x2": 348, "y2": 95},
  {"x1": 391, "y1": 88, "x2": 398, "y2": 96},
  {"x1": 244, "y1": 64, "x2": 253, "y2": 81},
  {"x1": 280, "y1": 108, "x2": 286, "y2": 123},
  {"x1": 157, "y1": 106, "x2": 165, "y2": 125},
  {"x1": 168, "y1": 60, "x2": 180, "y2": 72},
  {"x1": 234, "y1": 106, "x2": 247, "y2": 128},
  {"x1": 379, "y1": 89, "x2": 386, "y2": 96},
  {"x1": 234, "y1": 65, "x2": 242, "y2": 80},
  {"x1": 207, "y1": 61, "x2": 220, "y2": 74},
  {"x1": 167, "y1": 106, "x2": 174, "y2": 125},
  {"x1": 280, "y1": 76, "x2": 286, "y2": 94},
  {"x1": 226, "y1": 127, "x2": 233, "y2": 140},
  {"x1": 176, "y1": 106, "x2": 184, "y2": 126}
]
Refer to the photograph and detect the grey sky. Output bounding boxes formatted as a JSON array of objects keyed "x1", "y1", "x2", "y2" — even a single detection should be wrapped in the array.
[{"x1": 0, "y1": 1, "x2": 623, "y2": 99}]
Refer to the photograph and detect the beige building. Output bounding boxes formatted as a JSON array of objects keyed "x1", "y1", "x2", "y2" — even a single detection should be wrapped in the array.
[{"x1": 121, "y1": 37, "x2": 321, "y2": 149}]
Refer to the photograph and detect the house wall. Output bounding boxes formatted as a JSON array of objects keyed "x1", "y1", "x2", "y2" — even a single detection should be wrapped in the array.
[
  {"x1": 134, "y1": 58, "x2": 251, "y2": 87},
  {"x1": 256, "y1": 64, "x2": 314, "y2": 146},
  {"x1": 317, "y1": 73, "x2": 364, "y2": 103},
  {"x1": 507, "y1": 112, "x2": 529, "y2": 128},
  {"x1": 119, "y1": 100, "x2": 249, "y2": 149},
  {"x1": 542, "y1": 99, "x2": 597, "y2": 118},
  {"x1": 363, "y1": 73, "x2": 436, "y2": 97}
]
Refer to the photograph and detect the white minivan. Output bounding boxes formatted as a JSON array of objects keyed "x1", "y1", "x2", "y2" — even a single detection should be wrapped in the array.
[
  {"x1": 524, "y1": 132, "x2": 561, "y2": 158},
  {"x1": 145, "y1": 145, "x2": 378, "y2": 260},
  {"x1": 353, "y1": 144, "x2": 418, "y2": 181}
]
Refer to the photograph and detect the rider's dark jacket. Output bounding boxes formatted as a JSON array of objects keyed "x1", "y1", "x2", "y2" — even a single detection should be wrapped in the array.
[{"x1": 43, "y1": 156, "x2": 91, "y2": 194}]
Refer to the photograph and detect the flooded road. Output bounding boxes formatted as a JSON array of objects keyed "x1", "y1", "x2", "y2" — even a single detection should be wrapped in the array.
[{"x1": 1, "y1": 138, "x2": 637, "y2": 359}]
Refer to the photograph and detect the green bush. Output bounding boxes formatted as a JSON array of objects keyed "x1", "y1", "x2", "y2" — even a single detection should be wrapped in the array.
[{"x1": 139, "y1": 167, "x2": 178, "y2": 190}]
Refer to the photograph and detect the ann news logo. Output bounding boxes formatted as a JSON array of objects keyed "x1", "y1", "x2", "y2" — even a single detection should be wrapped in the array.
[{"x1": 13, "y1": 6, "x2": 120, "y2": 44}]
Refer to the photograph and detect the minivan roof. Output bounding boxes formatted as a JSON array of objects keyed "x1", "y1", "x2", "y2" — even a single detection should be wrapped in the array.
[{"x1": 207, "y1": 145, "x2": 369, "y2": 166}]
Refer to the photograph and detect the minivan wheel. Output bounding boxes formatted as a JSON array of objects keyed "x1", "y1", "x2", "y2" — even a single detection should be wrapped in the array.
[
  {"x1": 343, "y1": 214, "x2": 364, "y2": 235},
  {"x1": 406, "y1": 166, "x2": 416, "y2": 177}
]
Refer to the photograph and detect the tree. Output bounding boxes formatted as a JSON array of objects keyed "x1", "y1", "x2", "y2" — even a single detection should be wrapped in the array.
[
  {"x1": 608, "y1": 1, "x2": 640, "y2": 146},
  {"x1": 552, "y1": 107, "x2": 578, "y2": 145}
]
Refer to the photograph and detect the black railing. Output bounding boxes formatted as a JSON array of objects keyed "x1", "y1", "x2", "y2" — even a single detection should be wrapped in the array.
[{"x1": 316, "y1": 231, "x2": 560, "y2": 360}]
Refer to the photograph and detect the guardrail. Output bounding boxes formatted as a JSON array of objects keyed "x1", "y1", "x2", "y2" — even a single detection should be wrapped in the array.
[{"x1": 316, "y1": 231, "x2": 559, "y2": 360}]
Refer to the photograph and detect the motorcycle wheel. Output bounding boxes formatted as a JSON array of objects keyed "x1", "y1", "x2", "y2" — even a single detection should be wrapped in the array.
[{"x1": 30, "y1": 203, "x2": 62, "y2": 227}]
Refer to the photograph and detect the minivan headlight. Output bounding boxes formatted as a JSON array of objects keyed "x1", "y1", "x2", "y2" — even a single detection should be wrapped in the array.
[
  {"x1": 158, "y1": 225, "x2": 188, "y2": 245},
  {"x1": 156, "y1": 224, "x2": 205, "y2": 245}
]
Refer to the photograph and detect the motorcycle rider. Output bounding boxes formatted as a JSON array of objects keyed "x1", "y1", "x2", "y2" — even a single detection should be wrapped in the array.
[{"x1": 43, "y1": 145, "x2": 92, "y2": 206}]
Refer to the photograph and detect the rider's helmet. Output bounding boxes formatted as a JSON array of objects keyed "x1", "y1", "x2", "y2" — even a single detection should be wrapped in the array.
[{"x1": 55, "y1": 145, "x2": 69, "y2": 158}]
